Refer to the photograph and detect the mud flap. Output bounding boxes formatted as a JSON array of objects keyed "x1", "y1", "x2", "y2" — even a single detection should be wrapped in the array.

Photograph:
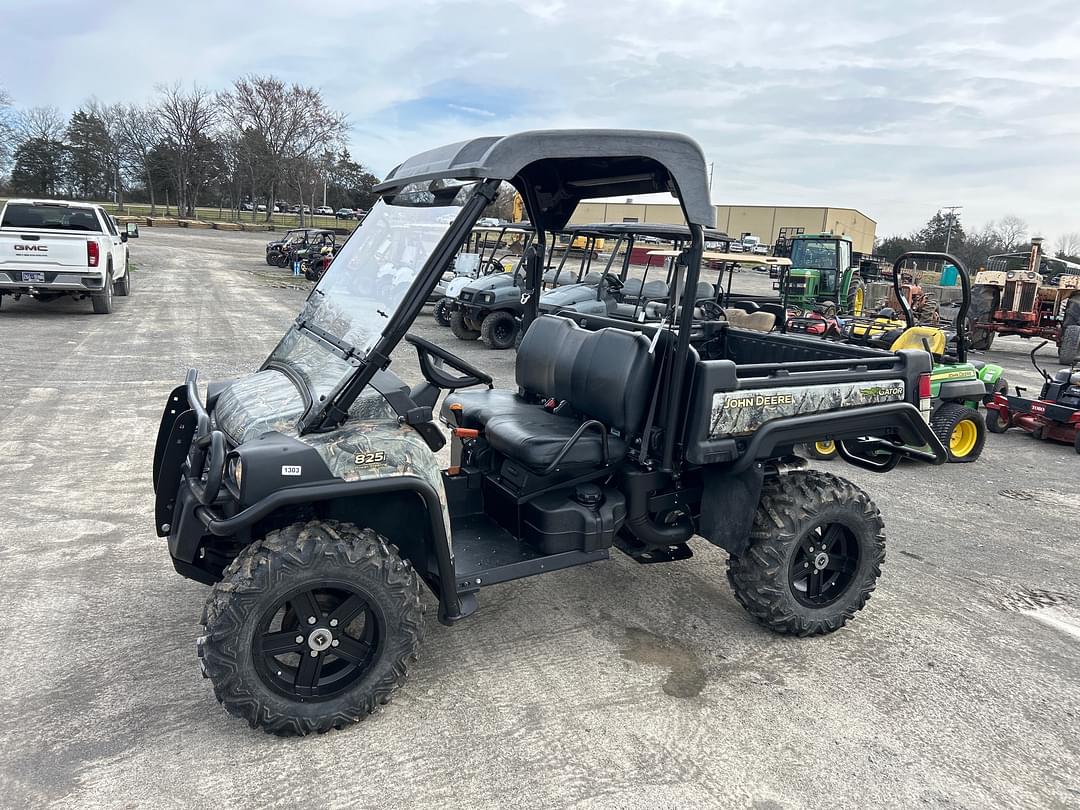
[{"x1": 698, "y1": 464, "x2": 764, "y2": 556}]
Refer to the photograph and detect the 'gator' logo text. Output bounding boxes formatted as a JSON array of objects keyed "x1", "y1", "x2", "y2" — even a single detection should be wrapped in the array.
[{"x1": 726, "y1": 393, "x2": 796, "y2": 408}]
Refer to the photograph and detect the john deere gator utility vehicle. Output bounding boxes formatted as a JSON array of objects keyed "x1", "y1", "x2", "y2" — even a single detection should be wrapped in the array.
[
  {"x1": 153, "y1": 129, "x2": 946, "y2": 736},
  {"x1": 777, "y1": 233, "x2": 866, "y2": 317}
]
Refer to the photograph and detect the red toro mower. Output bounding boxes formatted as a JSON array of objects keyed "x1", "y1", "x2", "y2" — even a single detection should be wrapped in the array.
[{"x1": 985, "y1": 341, "x2": 1080, "y2": 453}]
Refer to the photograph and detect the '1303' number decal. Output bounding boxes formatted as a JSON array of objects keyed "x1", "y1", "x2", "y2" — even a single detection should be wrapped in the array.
[{"x1": 355, "y1": 451, "x2": 386, "y2": 465}]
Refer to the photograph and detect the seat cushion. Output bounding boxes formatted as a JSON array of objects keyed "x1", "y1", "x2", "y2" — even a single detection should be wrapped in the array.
[
  {"x1": 484, "y1": 412, "x2": 627, "y2": 470},
  {"x1": 440, "y1": 389, "x2": 537, "y2": 429}
]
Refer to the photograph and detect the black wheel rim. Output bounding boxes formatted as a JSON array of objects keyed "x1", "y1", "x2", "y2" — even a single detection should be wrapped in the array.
[
  {"x1": 253, "y1": 582, "x2": 382, "y2": 701},
  {"x1": 788, "y1": 523, "x2": 860, "y2": 607},
  {"x1": 494, "y1": 318, "x2": 513, "y2": 344}
]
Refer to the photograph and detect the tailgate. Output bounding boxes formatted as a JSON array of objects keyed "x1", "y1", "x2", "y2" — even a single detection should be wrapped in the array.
[{"x1": 0, "y1": 231, "x2": 94, "y2": 269}]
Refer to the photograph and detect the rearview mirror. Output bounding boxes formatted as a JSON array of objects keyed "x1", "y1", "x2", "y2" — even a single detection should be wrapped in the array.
[{"x1": 126, "y1": 223, "x2": 140, "y2": 239}]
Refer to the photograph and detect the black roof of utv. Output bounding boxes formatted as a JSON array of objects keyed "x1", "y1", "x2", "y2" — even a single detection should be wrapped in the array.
[{"x1": 374, "y1": 129, "x2": 716, "y2": 230}]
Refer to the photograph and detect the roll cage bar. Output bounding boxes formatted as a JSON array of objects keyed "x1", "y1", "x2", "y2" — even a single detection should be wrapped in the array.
[{"x1": 300, "y1": 130, "x2": 715, "y2": 472}]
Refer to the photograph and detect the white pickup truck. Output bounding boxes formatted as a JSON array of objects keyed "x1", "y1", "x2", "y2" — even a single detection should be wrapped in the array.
[{"x1": 0, "y1": 199, "x2": 138, "y2": 314}]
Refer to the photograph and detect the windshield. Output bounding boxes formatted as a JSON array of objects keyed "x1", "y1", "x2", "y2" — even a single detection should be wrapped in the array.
[
  {"x1": 265, "y1": 180, "x2": 477, "y2": 403},
  {"x1": 790, "y1": 239, "x2": 839, "y2": 271}
]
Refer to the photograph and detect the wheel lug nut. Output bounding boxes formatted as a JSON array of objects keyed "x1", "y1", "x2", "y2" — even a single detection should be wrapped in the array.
[
  {"x1": 329, "y1": 619, "x2": 338, "y2": 627},
  {"x1": 310, "y1": 650, "x2": 318, "y2": 657},
  {"x1": 307, "y1": 616, "x2": 317, "y2": 625},
  {"x1": 294, "y1": 635, "x2": 304, "y2": 644},
  {"x1": 331, "y1": 639, "x2": 340, "y2": 647}
]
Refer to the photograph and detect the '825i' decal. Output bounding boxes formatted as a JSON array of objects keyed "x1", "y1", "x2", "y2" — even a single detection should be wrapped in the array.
[{"x1": 355, "y1": 451, "x2": 386, "y2": 465}]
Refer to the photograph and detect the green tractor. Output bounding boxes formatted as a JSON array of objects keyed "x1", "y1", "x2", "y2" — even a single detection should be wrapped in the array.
[
  {"x1": 807, "y1": 251, "x2": 1006, "y2": 463},
  {"x1": 777, "y1": 233, "x2": 867, "y2": 316}
]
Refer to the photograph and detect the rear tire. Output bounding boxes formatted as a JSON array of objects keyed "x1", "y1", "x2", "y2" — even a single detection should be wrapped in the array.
[
  {"x1": 932, "y1": 402, "x2": 986, "y2": 462},
  {"x1": 114, "y1": 261, "x2": 131, "y2": 296},
  {"x1": 968, "y1": 284, "x2": 998, "y2": 350},
  {"x1": 480, "y1": 310, "x2": 518, "y2": 349},
  {"x1": 450, "y1": 310, "x2": 481, "y2": 340},
  {"x1": 198, "y1": 520, "x2": 422, "y2": 736},
  {"x1": 91, "y1": 272, "x2": 114, "y2": 314},
  {"x1": 846, "y1": 278, "x2": 866, "y2": 316},
  {"x1": 727, "y1": 470, "x2": 885, "y2": 636},
  {"x1": 1058, "y1": 325, "x2": 1080, "y2": 365},
  {"x1": 1074, "y1": 431, "x2": 1080, "y2": 455},
  {"x1": 433, "y1": 297, "x2": 453, "y2": 327}
]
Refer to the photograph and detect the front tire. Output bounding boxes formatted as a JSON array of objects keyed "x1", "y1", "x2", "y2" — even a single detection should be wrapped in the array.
[
  {"x1": 450, "y1": 310, "x2": 481, "y2": 340},
  {"x1": 932, "y1": 402, "x2": 986, "y2": 462},
  {"x1": 198, "y1": 520, "x2": 423, "y2": 736},
  {"x1": 480, "y1": 310, "x2": 518, "y2": 349},
  {"x1": 433, "y1": 297, "x2": 453, "y2": 327},
  {"x1": 802, "y1": 440, "x2": 838, "y2": 460},
  {"x1": 727, "y1": 470, "x2": 885, "y2": 636},
  {"x1": 986, "y1": 407, "x2": 1010, "y2": 434}
]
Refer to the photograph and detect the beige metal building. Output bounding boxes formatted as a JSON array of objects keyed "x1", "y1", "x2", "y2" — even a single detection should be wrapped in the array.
[{"x1": 569, "y1": 202, "x2": 877, "y2": 254}]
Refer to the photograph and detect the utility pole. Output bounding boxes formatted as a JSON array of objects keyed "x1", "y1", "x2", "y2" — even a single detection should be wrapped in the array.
[{"x1": 942, "y1": 205, "x2": 962, "y2": 253}]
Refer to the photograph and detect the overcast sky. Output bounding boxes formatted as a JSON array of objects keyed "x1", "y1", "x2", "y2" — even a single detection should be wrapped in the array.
[{"x1": 3, "y1": 0, "x2": 1078, "y2": 242}]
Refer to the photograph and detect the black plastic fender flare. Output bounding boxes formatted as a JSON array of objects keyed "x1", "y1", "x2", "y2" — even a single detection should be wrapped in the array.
[{"x1": 193, "y1": 476, "x2": 463, "y2": 624}]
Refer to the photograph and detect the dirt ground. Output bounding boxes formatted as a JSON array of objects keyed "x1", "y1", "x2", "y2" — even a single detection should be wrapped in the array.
[{"x1": 0, "y1": 228, "x2": 1077, "y2": 809}]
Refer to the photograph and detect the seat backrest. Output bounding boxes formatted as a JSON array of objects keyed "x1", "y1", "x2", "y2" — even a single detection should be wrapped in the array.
[
  {"x1": 890, "y1": 326, "x2": 945, "y2": 357},
  {"x1": 517, "y1": 315, "x2": 653, "y2": 433},
  {"x1": 724, "y1": 309, "x2": 776, "y2": 332}
]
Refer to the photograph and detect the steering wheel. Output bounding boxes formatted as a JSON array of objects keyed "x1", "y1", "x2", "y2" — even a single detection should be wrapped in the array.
[
  {"x1": 698, "y1": 300, "x2": 726, "y2": 320},
  {"x1": 601, "y1": 272, "x2": 624, "y2": 291},
  {"x1": 404, "y1": 334, "x2": 493, "y2": 391}
]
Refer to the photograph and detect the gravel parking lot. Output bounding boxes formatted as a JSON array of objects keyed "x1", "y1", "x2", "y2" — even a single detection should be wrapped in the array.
[{"x1": 1, "y1": 228, "x2": 1077, "y2": 808}]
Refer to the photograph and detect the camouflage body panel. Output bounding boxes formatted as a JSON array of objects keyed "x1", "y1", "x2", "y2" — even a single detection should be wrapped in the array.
[
  {"x1": 213, "y1": 369, "x2": 451, "y2": 551},
  {"x1": 213, "y1": 369, "x2": 394, "y2": 444},
  {"x1": 710, "y1": 379, "x2": 906, "y2": 437},
  {"x1": 302, "y1": 419, "x2": 453, "y2": 551}
]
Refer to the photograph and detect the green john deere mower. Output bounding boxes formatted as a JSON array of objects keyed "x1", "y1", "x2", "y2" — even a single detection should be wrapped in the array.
[{"x1": 807, "y1": 251, "x2": 1005, "y2": 463}]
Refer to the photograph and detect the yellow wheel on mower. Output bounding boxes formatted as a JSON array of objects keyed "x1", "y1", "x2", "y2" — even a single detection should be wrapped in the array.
[
  {"x1": 803, "y1": 440, "x2": 838, "y2": 460},
  {"x1": 931, "y1": 403, "x2": 986, "y2": 463},
  {"x1": 949, "y1": 419, "x2": 978, "y2": 457}
]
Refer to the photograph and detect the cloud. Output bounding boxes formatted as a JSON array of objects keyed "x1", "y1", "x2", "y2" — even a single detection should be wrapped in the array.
[{"x1": 3, "y1": 0, "x2": 1078, "y2": 241}]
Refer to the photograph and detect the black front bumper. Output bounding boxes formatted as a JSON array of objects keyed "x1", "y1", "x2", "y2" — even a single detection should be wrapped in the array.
[{"x1": 152, "y1": 372, "x2": 234, "y2": 584}]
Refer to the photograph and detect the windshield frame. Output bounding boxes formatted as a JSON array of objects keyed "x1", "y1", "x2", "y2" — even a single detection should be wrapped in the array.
[{"x1": 291, "y1": 178, "x2": 501, "y2": 433}]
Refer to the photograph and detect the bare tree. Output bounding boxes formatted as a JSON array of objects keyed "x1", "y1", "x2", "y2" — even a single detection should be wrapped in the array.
[
  {"x1": 17, "y1": 105, "x2": 67, "y2": 141},
  {"x1": 996, "y1": 214, "x2": 1028, "y2": 252},
  {"x1": 117, "y1": 103, "x2": 163, "y2": 215},
  {"x1": 285, "y1": 156, "x2": 320, "y2": 227},
  {"x1": 155, "y1": 83, "x2": 218, "y2": 217},
  {"x1": 219, "y1": 75, "x2": 347, "y2": 222},
  {"x1": 0, "y1": 87, "x2": 17, "y2": 172},
  {"x1": 83, "y1": 99, "x2": 127, "y2": 208},
  {"x1": 1055, "y1": 232, "x2": 1080, "y2": 260}
]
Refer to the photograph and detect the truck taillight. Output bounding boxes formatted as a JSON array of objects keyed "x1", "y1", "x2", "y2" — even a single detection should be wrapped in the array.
[
  {"x1": 918, "y1": 373, "x2": 931, "y2": 399},
  {"x1": 87, "y1": 240, "x2": 99, "y2": 267}
]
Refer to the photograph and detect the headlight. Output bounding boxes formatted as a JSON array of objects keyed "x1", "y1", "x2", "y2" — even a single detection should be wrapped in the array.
[
  {"x1": 477, "y1": 291, "x2": 495, "y2": 304},
  {"x1": 228, "y1": 454, "x2": 243, "y2": 493}
]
